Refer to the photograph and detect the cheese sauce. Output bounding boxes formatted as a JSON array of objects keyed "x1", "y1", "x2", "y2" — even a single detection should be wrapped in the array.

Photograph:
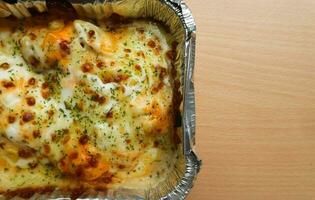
[{"x1": 0, "y1": 15, "x2": 179, "y2": 194}]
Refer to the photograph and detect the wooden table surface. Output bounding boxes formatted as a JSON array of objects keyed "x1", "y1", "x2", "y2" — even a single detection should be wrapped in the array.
[{"x1": 185, "y1": 0, "x2": 315, "y2": 199}]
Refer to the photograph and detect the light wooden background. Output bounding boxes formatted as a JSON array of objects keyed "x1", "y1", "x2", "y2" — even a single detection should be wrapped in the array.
[{"x1": 185, "y1": 0, "x2": 315, "y2": 199}]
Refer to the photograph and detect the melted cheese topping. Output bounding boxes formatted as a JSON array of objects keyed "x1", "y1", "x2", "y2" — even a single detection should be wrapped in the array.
[{"x1": 0, "y1": 17, "x2": 179, "y2": 193}]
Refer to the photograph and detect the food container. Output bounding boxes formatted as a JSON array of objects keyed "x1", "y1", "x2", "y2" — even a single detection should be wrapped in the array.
[{"x1": 0, "y1": 0, "x2": 201, "y2": 199}]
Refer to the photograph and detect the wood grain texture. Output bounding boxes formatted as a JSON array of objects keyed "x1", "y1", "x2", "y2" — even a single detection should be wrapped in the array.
[{"x1": 185, "y1": 0, "x2": 315, "y2": 199}]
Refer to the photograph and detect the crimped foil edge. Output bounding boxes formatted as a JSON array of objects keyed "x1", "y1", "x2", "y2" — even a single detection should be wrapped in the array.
[{"x1": 159, "y1": 1, "x2": 201, "y2": 199}]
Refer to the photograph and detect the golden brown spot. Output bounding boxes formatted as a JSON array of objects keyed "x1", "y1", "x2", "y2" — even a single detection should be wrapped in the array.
[
  {"x1": 83, "y1": 86, "x2": 94, "y2": 94},
  {"x1": 99, "y1": 172, "x2": 113, "y2": 184},
  {"x1": 96, "y1": 60, "x2": 104, "y2": 69},
  {"x1": 76, "y1": 101, "x2": 84, "y2": 111},
  {"x1": 101, "y1": 72, "x2": 129, "y2": 84},
  {"x1": 62, "y1": 134, "x2": 70, "y2": 144},
  {"x1": 69, "y1": 151, "x2": 78, "y2": 160},
  {"x1": 101, "y1": 74, "x2": 114, "y2": 84},
  {"x1": 18, "y1": 148, "x2": 35, "y2": 158},
  {"x1": 51, "y1": 133, "x2": 57, "y2": 142},
  {"x1": 75, "y1": 165, "x2": 84, "y2": 177},
  {"x1": 29, "y1": 33, "x2": 36, "y2": 40},
  {"x1": 59, "y1": 157, "x2": 67, "y2": 172},
  {"x1": 0, "y1": 62, "x2": 10, "y2": 70},
  {"x1": 2, "y1": 80, "x2": 15, "y2": 89},
  {"x1": 124, "y1": 48, "x2": 131, "y2": 53},
  {"x1": 29, "y1": 56, "x2": 40, "y2": 67},
  {"x1": 114, "y1": 74, "x2": 129, "y2": 82},
  {"x1": 23, "y1": 135, "x2": 30, "y2": 140},
  {"x1": 125, "y1": 139, "x2": 131, "y2": 144},
  {"x1": 135, "y1": 64, "x2": 141, "y2": 71},
  {"x1": 120, "y1": 85, "x2": 125, "y2": 93},
  {"x1": 47, "y1": 109, "x2": 55, "y2": 119},
  {"x1": 28, "y1": 77, "x2": 36, "y2": 86},
  {"x1": 91, "y1": 93, "x2": 106, "y2": 104},
  {"x1": 78, "y1": 79, "x2": 86, "y2": 87},
  {"x1": 26, "y1": 96, "x2": 36, "y2": 106},
  {"x1": 152, "y1": 82, "x2": 164, "y2": 93},
  {"x1": 81, "y1": 63, "x2": 93, "y2": 73},
  {"x1": 42, "y1": 81, "x2": 49, "y2": 89},
  {"x1": 98, "y1": 96, "x2": 106, "y2": 104},
  {"x1": 106, "y1": 110, "x2": 113, "y2": 119},
  {"x1": 159, "y1": 67, "x2": 167, "y2": 80},
  {"x1": 59, "y1": 40, "x2": 70, "y2": 55},
  {"x1": 118, "y1": 164, "x2": 125, "y2": 169},
  {"x1": 137, "y1": 51, "x2": 145, "y2": 58},
  {"x1": 88, "y1": 30, "x2": 95, "y2": 38},
  {"x1": 22, "y1": 112, "x2": 35, "y2": 122},
  {"x1": 41, "y1": 89, "x2": 50, "y2": 99},
  {"x1": 43, "y1": 144, "x2": 50, "y2": 154},
  {"x1": 79, "y1": 135, "x2": 89, "y2": 145},
  {"x1": 87, "y1": 154, "x2": 98, "y2": 168},
  {"x1": 110, "y1": 61, "x2": 115, "y2": 66},
  {"x1": 63, "y1": 129, "x2": 69, "y2": 134},
  {"x1": 8, "y1": 115, "x2": 16, "y2": 123},
  {"x1": 147, "y1": 40, "x2": 156, "y2": 48},
  {"x1": 32, "y1": 130, "x2": 41, "y2": 138},
  {"x1": 41, "y1": 82, "x2": 50, "y2": 99}
]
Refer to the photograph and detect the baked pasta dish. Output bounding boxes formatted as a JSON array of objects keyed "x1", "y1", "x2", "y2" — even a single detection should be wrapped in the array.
[{"x1": 0, "y1": 14, "x2": 180, "y2": 197}]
